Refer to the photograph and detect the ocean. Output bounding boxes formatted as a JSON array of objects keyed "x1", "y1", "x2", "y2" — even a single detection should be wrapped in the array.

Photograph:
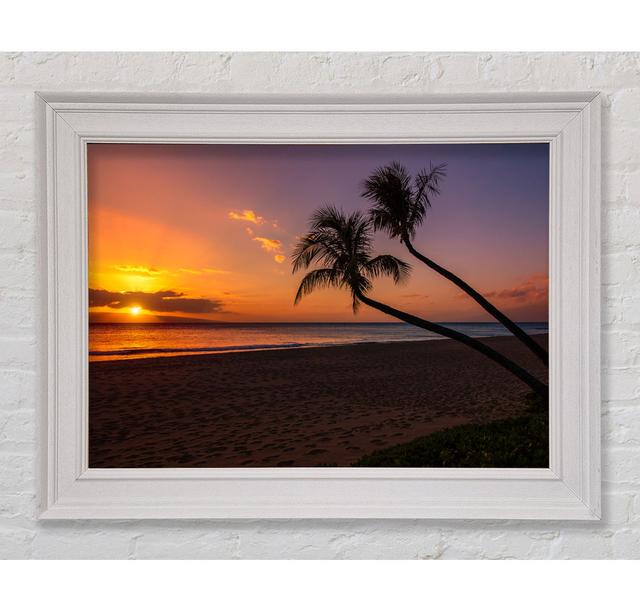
[{"x1": 89, "y1": 322, "x2": 549, "y2": 362}]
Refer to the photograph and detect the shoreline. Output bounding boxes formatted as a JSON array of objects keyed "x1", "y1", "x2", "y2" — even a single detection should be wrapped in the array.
[
  {"x1": 90, "y1": 334, "x2": 548, "y2": 468},
  {"x1": 89, "y1": 331, "x2": 550, "y2": 363}
]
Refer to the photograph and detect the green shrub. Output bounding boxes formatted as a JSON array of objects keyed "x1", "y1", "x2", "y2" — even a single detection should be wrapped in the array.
[{"x1": 353, "y1": 408, "x2": 548, "y2": 468}]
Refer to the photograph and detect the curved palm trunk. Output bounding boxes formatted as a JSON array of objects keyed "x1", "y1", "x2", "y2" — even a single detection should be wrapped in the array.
[
  {"x1": 356, "y1": 291, "x2": 548, "y2": 397},
  {"x1": 403, "y1": 235, "x2": 549, "y2": 366}
]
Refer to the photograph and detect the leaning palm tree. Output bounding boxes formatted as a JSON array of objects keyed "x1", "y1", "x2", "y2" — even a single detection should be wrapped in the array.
[
  {"x1": 362, "y1": 162, "x2": 549, "y2": 366},
  {"x1": 292, "y1": 206, "x2": 547, "y2": 397}
]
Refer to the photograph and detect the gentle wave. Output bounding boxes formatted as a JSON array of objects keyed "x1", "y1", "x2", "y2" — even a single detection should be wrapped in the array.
[
  {"x1": 88, "y1": 337, "x2": 437, "y2": 358},
  {"x1": 89, "y1": 322, "x2": 549, "y2": 361},
  {"x1": 89, "y1": 342, "x2": 314, "y2": 356}
]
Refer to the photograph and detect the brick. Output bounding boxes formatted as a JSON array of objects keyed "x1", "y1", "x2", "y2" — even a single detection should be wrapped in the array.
[
  {"x1": 603, "y1": 447, "x2": 640, "y2": 486},
  {"x1": 611, "y1": 529, "x2": 640, "y2": 558},
  {"x1": 603, "y1": 407, "x2": 640, "y2": 447},
  {"x1": 31, "y1": 527, "x2": 137, "y2": 559},
  {"x1": 551, "y1": 530, "x2": 614, "y2": 559},
  {"x1": 0, "y1": 211, "x2": 35, "y2": 252},
  {"x1": 0, "y1": 369, "x2": 35, "y2": 411},
  {"x1": 135, "y1": 528, "x2": 239, "y2": 560},
  {"x1": 604, "y1": 368, "x2": 640, "y2": 402}
]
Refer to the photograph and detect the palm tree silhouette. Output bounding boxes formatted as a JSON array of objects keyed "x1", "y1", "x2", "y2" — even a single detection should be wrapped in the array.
[
  {"x1": 292, "y1": 206, "x2": 547, "y2": 397},
  {"x1": 362, "y1": 162, "x2": 549, "y2": 366}
]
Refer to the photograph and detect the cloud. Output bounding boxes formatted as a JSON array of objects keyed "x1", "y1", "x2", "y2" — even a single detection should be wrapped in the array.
[
  {"x1": 202, "y1": 268, "x2": 230, "y2": 275},
  {"x1": 89, "y1": 288, "x2": 224, "y2": 314},
  {"x1": 400, "y1": 293, "x2": 429, "y2": 300},
  {"x1": 113, "y1": 265, "x2": 163, "y2": 277},
  {"x1": 228, "y1": 209, "x2": 264, "y2": 225},
  {"x1": 459, "y1": 274, "x2": 549, "y2": 304},
  {"x1": 252, "y1": 236, "x2": 286, "y2": 264},
  {"x1": 229, "y1": 209, "x2": 286, "y2": 264},
  {"x1": 253, "y1": 236, "x2": 283, "y2": 253},
  {"x1": 179, "y1": 267, "x2": 230, "y2": 276}
]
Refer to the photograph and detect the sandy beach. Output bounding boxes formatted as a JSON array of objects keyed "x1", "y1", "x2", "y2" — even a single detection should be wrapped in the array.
[{"x1": 89, "y1": 334, "x2": 548, "y2": 468}]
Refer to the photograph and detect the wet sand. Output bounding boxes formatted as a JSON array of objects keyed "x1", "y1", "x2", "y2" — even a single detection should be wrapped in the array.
[{"x1": 89, "y1": 334, "x2": 548, "y2": 468}]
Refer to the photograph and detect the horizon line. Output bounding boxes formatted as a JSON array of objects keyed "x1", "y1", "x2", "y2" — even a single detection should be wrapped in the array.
[{"x1": 89, "y1": 320, "x2": 550, "y2": 325}]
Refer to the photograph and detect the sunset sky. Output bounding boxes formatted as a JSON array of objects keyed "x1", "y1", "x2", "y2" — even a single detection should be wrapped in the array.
[{"x1": 88, "y1": 143, "x2": 549, "y2": 323}]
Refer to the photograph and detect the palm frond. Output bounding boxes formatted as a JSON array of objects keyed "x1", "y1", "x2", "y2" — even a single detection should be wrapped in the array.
[
  {"x1": 414, "y1": 162, "x2": 447, "y2": 210},
  {"x1": 361, "y1": 162, "x2": 411, "y2": 202},
  {"x1": 291, "y1": 205, "x2": 352, "y2": 273},
  {"x1": 351, "y1": 290, "x2": 361, "y2": 314},
  {"x1": 348, "y1": 211, "x2": 374, "y2": 255},
  {"x1": 309, "y1": 205, "x2": 347, "y2": 233},
  {"x1": 361, "y1": 162, "x2": 416, "y2": 239},
  {"x1": 365, "y1": 255, "x2": 411, "y2": 284},
  {"x1": 362, "y1": 161, "x2": 447, "y2": 240},
  {"x1": 348, "y1": 274, "x2": 374, "y2": 313},
  {"x1": 293, "y1": 268, "x2": 340, "y2": 304},
  {"x1": 291, "y1": 230, "x2": 342, "y2": 273}
]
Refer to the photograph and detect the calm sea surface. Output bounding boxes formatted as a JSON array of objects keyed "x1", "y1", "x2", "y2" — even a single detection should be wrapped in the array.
[{"x1": 89, "y1": 322, "x2": 549, "y2": 362}]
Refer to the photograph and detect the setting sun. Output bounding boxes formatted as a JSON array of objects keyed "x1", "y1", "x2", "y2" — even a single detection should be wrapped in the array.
[{"x1": 130, "y1": 306, "x2": 141, "y2": 316}]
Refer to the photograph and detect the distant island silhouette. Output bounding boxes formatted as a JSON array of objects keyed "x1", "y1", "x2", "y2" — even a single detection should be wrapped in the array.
[{"x1": 89, "y1": 312, "x2": 221, "y2": 325}]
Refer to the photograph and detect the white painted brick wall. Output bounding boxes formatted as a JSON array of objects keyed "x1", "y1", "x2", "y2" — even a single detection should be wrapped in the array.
[{"x1": 1, "y1": 52, "x2": 639, "y2": 559}]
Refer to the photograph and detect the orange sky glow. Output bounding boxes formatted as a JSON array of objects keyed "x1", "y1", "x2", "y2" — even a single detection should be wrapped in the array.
[{"x1": 88, "y1": 143, "x2": 549, "y2": 323}]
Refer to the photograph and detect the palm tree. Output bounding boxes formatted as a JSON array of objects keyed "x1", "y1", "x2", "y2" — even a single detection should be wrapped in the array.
[
  {"x1": 362, "y1": 162, "x2": 549, "y2": 366},
  {"x1": 292, "y1": 206, "x2": 548, "y2": 397}
]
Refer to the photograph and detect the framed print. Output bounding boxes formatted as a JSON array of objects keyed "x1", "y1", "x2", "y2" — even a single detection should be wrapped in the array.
[{"x1": 38, "y1": 92, "x2": 601, "y2": 519}]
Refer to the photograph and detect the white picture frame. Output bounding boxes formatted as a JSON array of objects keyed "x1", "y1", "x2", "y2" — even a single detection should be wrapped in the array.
[{"x1": 38, "y1": 92, "x2": 601, "y2": 520}]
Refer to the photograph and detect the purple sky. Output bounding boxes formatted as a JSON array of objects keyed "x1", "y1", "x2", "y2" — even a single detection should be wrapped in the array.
[{"x1": 88, "y1": 142, "x2": 549, "y2": 322}]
